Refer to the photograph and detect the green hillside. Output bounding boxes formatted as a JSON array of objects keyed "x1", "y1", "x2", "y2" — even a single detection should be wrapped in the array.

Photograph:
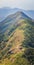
[{"x1": 0, "y1": 11, "x2": 34, "y2": 65}]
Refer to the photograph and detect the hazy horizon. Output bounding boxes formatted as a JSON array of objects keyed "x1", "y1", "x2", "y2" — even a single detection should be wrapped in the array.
[
  {"x1": 0, "y1": 0, "x2": 34, "y2": 10},
  {"x1": 0, "y1": 7, "x2": 34, "y2": 11}
]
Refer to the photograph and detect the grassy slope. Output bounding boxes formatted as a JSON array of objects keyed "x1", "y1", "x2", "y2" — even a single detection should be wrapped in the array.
[{"x1": 0, "y1": 19, "x2": 34, "y2": 65}]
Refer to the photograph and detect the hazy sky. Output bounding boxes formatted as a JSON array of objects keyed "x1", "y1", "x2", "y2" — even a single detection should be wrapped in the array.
[{"x1": 0, "y1": 0, "x2": 34, "y2": 10}]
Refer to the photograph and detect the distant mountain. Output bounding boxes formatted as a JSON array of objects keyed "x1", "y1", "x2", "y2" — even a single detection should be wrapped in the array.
[
  {"x1": 0, "y1": 7, "x2": 19, "y2": 22},
  {"x1": 0, "y1": 7, "x2": 34, "y2": 22},
  {"x1": 23, "y1": 10, "x2": 34, "y2": 19}
]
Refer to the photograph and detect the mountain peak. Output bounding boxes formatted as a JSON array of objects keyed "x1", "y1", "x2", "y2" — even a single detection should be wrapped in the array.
[
  {"x1": 6, "y1": 10, "x2": 32, "y2": 20},
  {"x1": 14, "y1": 11, "x2": 32, "y2": 20}
]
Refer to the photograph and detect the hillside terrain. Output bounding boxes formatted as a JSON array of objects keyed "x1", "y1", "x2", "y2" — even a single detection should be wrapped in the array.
[{"x1": 0, "y1": 11, "x2": 34, "y2": 65}]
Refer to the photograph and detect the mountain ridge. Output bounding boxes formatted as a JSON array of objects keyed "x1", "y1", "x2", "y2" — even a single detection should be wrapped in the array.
[
  {"x1": 0, "y1": 7, "x2": 34, "y2": 22},
  {"x1": 0, "y1": 10, "x2": 32, "y2": 23},
  {"x1": 0, "y1": 9, "x2": 34, "y2": 65}
]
